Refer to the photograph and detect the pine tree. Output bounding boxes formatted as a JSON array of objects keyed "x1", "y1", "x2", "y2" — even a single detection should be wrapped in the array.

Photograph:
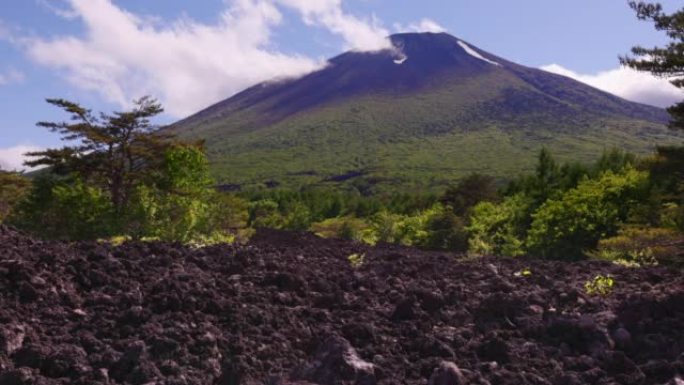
[
  {"x1": 25, "y1": 96, "x2": 174, "y2": 215},
  {"x1": 621, "y1": 2, "x2": 684, "y2": 130}
]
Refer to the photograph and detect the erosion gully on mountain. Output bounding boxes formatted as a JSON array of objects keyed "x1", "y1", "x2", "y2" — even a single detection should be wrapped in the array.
[{"x1": 0, "y1": 225, "x2": 683, "y2": 385}]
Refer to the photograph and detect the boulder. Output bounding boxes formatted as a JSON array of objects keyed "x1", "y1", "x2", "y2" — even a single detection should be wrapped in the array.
[
  {"x1": 296, "y1": 335, "x2": 375, "y2": 385},
  {"x1": 428, "y1": 361, "x2": 466, "y2": 385}
]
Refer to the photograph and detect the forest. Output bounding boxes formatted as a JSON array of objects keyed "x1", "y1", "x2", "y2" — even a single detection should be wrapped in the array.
[{"x1": 2, "y1": 136, "x2": 683, "y2": 267}]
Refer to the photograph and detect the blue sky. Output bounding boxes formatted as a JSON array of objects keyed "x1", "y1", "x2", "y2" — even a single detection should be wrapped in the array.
[{"x1": 1, "y1": 0, "x2": 683, "y2": 170}]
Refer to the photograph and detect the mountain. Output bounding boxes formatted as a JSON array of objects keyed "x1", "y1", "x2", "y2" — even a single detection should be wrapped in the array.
[{"x1": 169, "y1": 32, "x2": 680, "y2": 192}]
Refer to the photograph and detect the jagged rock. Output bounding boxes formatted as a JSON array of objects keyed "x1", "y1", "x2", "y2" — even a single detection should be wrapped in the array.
[
  {"x1": 0, "y1": 323, "x2": 26, "y2": 355},
  {"x1": 0, "y1": 225, "x2": 683, "y2": 384},
  {"x1": 612, "y1": 328, "x2": 632, "y2": 349},
  {"x1": 0, "y1": 367, "x2": 37, "y2": 385},
  {"x1": 429, "y1": 361, "x2": 466, "y2": 385},
  {"x1": 296, "y1": 335, "x2": 376, "y2": 385},
  {"x1": 391, "y1": 297, "x2": 417, "y2": 321}
]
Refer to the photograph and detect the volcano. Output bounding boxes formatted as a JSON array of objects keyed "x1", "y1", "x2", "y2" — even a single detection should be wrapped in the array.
[{"x1": 169, "y1": 32, "x2": 679, "y2": 191}]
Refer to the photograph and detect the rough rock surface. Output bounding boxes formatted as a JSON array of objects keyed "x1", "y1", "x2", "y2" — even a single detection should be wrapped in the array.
[{"x1": 0, "y1": 225, "x2": 683, "y2": 384}]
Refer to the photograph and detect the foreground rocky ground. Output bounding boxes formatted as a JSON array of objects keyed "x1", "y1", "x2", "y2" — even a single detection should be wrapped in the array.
[{"x1": 0, "y1": 225, "x2": 683, "y2": 385}]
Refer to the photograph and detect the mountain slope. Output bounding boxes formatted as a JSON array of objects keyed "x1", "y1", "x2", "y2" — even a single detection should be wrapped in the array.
[{"x1": 169, "y1": 32, "x2": 679, "y2": 191}]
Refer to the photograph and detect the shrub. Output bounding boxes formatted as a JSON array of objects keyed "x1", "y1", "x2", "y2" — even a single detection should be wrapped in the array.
[
  {"x1": 369, "y1": 210, "x2": 404, "y2": 244},
  {"x1": 394, "y1": 212, "x2": 429, "y2": 247},
  {"x1": 590, "y1": 226, "x2": 681, "y2": 266},
  {"x1": 138, "y1": 145, "x2": 216, "y2": 242},
  {"x1": 466, "y1": 194, "x2": 531, "y2": 257},
  {"x1": 514, "y1": 268, "x2": 533, "y2": 277},
  {"x1": 660, "y1": 202, "x2": 684, "y2": 232},
  {"x1": 249, "y1": 199, "x2": 284, "y2": 229},
  {"x1": 11, "y1": 176, "x2": 114, "y2": 240},
  {"x1": 311, "y1": 217, "x2": 370, "y2": 242},
  {"x1": 367, "y1": 205, "x2": 444, "y2": 249},
  {"x1": 585, "y1": 275, "x2": 615, "y2": 297},
  {"x1": 441, "y1": 173, "x2": 499, "y2": 216},
  {"x1": 347, "y1": 253, "x2": 365, "y2": 268},
  {"x1": 210, "y1": 193, "x2": 250, "y2": 233},
  {"x1": 282, "y1": 201, "x2": 312, "y2": 231},
  {"x1": 419, "y1": 205, "x2": 468, "y2": 251},
  {"x1": 0, "y1": 171, "x2": 31, "y2": 223},
  {"x1": 526, "y1": 168, "x2": 649, "y2": 259}
]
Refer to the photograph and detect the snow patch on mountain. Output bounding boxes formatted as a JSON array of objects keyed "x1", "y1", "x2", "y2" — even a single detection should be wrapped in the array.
[
  {"x1": 457, "y1": 41, "x2": 501, "y2": 66},
  {"x1": 394, "y1": 55, "x2": 408, "y2": 65}
]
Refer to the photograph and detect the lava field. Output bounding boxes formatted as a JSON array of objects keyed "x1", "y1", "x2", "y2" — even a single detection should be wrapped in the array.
[{"x1": 0, "y1": 225, "x2": 683, "y2": 385}]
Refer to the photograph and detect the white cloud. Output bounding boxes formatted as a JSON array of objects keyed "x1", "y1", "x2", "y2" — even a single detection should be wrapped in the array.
[
  {"x1": 0, "y1": 69, "x2": 25, "y2": 85},
  {"x1": 541, "y1": 63, "x2": 684, "y2": 108},
  {"x1": 0, "y1": 144, "x2": 43, "y2": 172},
  {"x1": 276, "y1": 0, "x2": 391, "y2": 51},
  {"x1": 394, "y1": 18, "x2": 446, "y2": 34},
  {"x1": 36, "y1": 0, "x2": 79, "y2": 20},
  {"x1": 20, "y1": 0, "x2": 321, "y2": 117},
  {"x1": 17, "y1": 0, "x2": 399, "y2": 118}
]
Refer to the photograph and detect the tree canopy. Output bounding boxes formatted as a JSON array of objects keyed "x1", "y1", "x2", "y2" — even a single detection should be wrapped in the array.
[
  {"x1": 25, "y1": 97, "x2": 173, "y2": 214},
  {"x1": 621, "y1": 1, "x2": 684, "y2": 129},
  {"x1": 10, "y1": 97, "x2": 229, "y2": 242},
  {"x1": 0, "y1": 170, "x2": 31, "y2": 222}
]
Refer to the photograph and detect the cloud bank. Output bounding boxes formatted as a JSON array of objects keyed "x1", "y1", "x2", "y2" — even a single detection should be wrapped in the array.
[
  {"x1": 0, "y1": 144, "x2": 42, "y2": 172},
  {"x1": 15, "y1": 0, "x2": 402, "y2": 118},
  {"x1": 541, "y1": 64, "x2": 683, "y2": 108},
  {"x1": 21, "y1": 0, "x2": 322, "y2": 117}
]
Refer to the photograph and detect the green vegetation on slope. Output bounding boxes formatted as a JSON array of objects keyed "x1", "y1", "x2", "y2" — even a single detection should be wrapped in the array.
[
  {"x1": 168, "y1": 32, "x2": 680, "y2": 192},
  {"x1": 173, "y1": 71, "x2": 678, "y2": 192}
]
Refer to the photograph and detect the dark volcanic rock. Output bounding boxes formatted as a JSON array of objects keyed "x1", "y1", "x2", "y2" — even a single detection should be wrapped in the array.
[
  {"x1": 294, "y1": 335, "x2": 376, "y2": 385},
  {"x1": 428, "y1": 361, "x2": 465, "y2": 385},
  {"x1": 0, "y1": 226, "x2": 683, "y2": 384}
]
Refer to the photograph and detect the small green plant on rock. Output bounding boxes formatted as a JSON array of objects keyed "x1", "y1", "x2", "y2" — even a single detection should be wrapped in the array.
[
  {"x1": 514, "y1": 268, "x2": 533, "y2": 277},
  {"x1": 348, "y1": 253, "x2": 366, "y2": 268},
  {"x1": 584, "y1": 275, "x2": 615, "y2": 296}
]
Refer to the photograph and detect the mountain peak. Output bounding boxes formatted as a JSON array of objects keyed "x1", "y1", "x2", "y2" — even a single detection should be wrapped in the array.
[
  {"x1": 326, "y1": 32, "x2": 505, "y2": 85},
  {"x1": 169, "y1": 34, "x2": 673, "y2": 190},
  {"x1": 388, "y1": 31, "x2": 464, "y2": 44},
  {"x1": 387, "y1": 32, "x2": 500, "y2": 66}
]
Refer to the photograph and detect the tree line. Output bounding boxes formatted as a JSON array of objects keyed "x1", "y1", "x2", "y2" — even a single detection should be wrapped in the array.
[{"x1": 1, "y1": 97, "x2": 231, "y2": 243}]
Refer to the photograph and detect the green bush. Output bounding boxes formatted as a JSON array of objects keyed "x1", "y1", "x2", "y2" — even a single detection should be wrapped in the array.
[
  {"x1": 133, "y1": 145, "x2": 216, "y2": 242},
  {"x1": 282, "y1": 201, "x2": 312, "y2": 231},
  {"x1": 585, "y1": 275, "x2": 615, "y2": 297},
  {"x1": 123, "y1": 145, "x2": 227, "y2": 243},
  {"x1": 419, "y1": 205, "x2": 468, "y2": 251},
  {"x1": 0, "y1": 171, "x2": 31, "y2": 223},
  {"x1": 347, "y1": 253, "x2": 366, "y2": 268},
  {"x1": 11, "y1": 176, "x2": 114, "y2": 240},
  {"x1": 310, "y1": 204, "x2": 467, "y2": 251},
  {"x1": 526, "y1": 168, "x2": 649, "y2": 259},
  {"x1": 210, "y1": 193, "x2": 250, "y2": 233},
  {"x1": 249, "y1": 199, "x2": 284, "y2": 229},
  {"x1": 590, "y1": 226, "x2": 681, "y2": 266},
  {"x1": 660, "y1": 202, "x2": 684, "y2": 232},
  {"x1": 368, "y1": 210, "x2": 404, "y2": 244},
  {"x1": 310, "y1": 217, "x2": 370, "y2": 242},
  {"x1": 466, "y1": 194, "x2": 531, "y2": 257},
  {"x1": 441, "y1": 173, "x2": 499, "y2": 216},
  {"x1": 366, "y1": 208, "x2": 433, "y2": 247}
]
